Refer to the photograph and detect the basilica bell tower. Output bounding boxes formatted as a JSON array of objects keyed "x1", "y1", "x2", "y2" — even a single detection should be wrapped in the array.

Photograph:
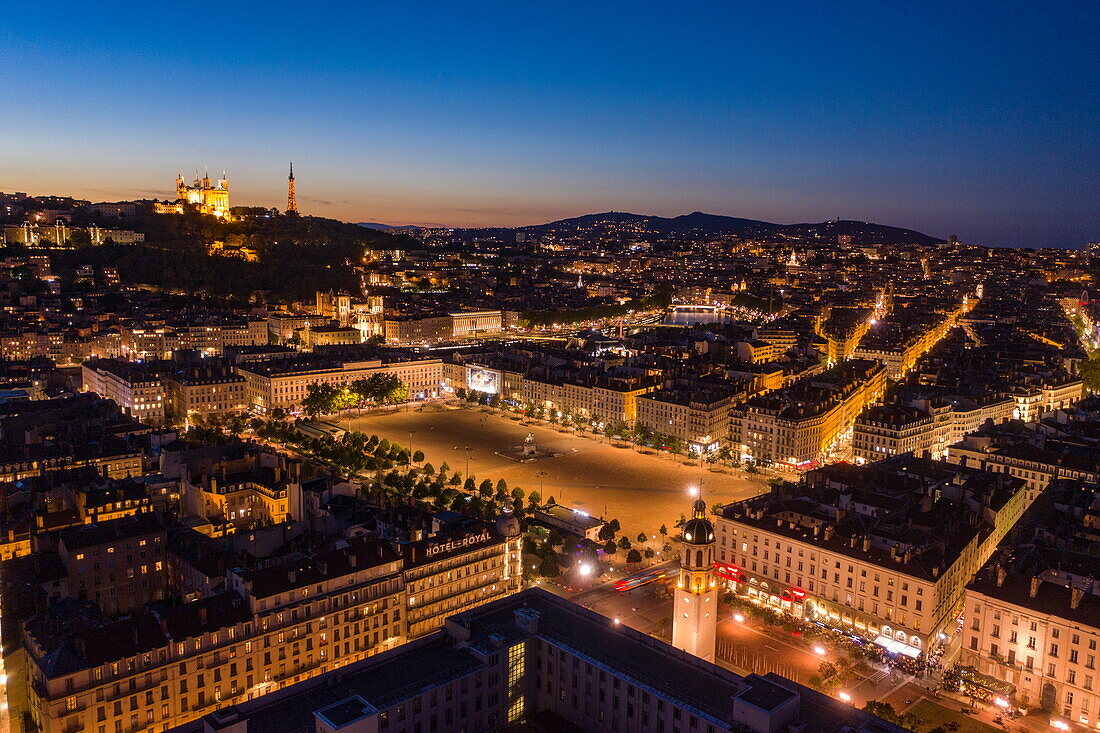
[{"x1": 672, "y1": 495, "x2": 717, "y2": 662}]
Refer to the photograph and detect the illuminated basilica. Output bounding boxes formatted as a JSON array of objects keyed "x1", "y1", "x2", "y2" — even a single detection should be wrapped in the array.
[{"x1": 158, "y1": 169, "x2": 231, "y2": 217}]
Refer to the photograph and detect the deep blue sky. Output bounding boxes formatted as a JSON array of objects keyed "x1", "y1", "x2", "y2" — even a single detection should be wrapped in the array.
[{"x1": 2, "y1": 1, "x2": 1097, "y2": 246}]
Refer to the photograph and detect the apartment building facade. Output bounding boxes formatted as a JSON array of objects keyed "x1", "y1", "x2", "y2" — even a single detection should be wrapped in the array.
[
  {"x1": 235, "y1": 355, "x2": 444, "y2": 413},
  {"x1": 16, "y1": 521, "x2": 523, "y2": 733},
  {"x1": 853, "y1": 400, "x2": 954, "y2": 462},
  {"x1": 164, "y1": 589, "x2": 903, "y2": 733},
  {"x1": 713, "y1": 458, "x2": 1028, "y2": 656},
  {"x1": 636, "y1": 387, "x2": 735, "y2": 451},
  {"x1": 947, "y1": 436, "x2": 1100, "y2": 506},
  {"x1": 164, "y1": 370, "x2": 248, "y2": 424},
  {"x1": 962, "y1": 568, "x2": 1100, "y2": 726},
  {"x1": 521, "y1": 376, "x2": 657, "y2": 425},
  {"x1": 733, "y1": 359, "x2": 887, "y2": 467},
  {"x1": 82, "y1": 359, "x2": 168, "y2": 427}
]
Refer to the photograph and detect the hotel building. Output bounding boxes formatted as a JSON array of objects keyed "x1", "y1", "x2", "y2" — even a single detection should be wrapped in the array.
[
  {"x1": 4, "y1": 498, "x2": 523, "y2": 733},
  {"x1": 401, "y1": 514, "x2": 523, "y2": 639}
]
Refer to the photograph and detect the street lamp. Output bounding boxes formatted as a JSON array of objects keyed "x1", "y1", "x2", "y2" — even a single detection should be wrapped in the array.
[
  {"x1": 838, "y1": 692, "x2": 852, "y2": 703},
  {"x1": 814, "y1": 646, "x2": 827, "y2": 656},
  {"x1": 734, "y1": 613, "x2": 745, "y2": 623}
]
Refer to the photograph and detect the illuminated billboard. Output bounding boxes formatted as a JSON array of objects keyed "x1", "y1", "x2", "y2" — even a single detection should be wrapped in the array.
[{"x1": 466, "y1": 366, "x2": 500, "y2": 395}]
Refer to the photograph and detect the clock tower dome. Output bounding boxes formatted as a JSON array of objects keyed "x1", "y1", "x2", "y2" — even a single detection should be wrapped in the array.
[{"x1": 672, "y1": 495, "x2": 718, "y2": 662}]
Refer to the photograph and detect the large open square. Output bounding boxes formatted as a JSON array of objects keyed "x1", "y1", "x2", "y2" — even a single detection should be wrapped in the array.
[{"x1": 339, "y1": 405, "x2": 767, "y2": 536}]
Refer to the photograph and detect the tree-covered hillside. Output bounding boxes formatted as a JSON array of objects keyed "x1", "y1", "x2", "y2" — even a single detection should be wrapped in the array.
[{"x1": 55, "y1": 211, "x2": 418, "y2": 301}]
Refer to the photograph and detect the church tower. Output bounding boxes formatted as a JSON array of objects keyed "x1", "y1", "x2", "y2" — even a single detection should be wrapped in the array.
[
  {"x1": 286, "y1": 163, "x2": 298, "y2": 215},
  {"x1": 672, "y1": 495, "x2": 717, "y2": 662}
]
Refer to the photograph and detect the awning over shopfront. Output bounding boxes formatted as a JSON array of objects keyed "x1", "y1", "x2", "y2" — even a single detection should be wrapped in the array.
[
  {"x1": 956, "y1": 666, "x2": 1016, "y2": 697},
  {"x1": 873, "y1": 635, "x2": 921, "y2": 658}
]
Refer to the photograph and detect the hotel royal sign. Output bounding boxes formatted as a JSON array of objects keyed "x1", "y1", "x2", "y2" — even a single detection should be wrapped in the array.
[{"x1": 425, "y1": 531, "x2": 492, "y2": 558}]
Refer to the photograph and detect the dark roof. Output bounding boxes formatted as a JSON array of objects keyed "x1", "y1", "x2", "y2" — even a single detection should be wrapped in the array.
[
  {"x1": 35, "y1": 611, "x2": 166, "y2": 677},
  {"x1": 402, "y1": 523, "x2": 507, "y2": 567},
  {"x1": 239, "y1": 537, "x2": 400, "y2": 599},
  {"x1": 159, "y1": 592, "x2": 252, "y2": 642},
  {"x1": 720, "y1": 455, "x2": 1024, "y2": 580},
  {"x1": 58, "y1": 512, "x2": 164, "y2": 550},
  {"x1": 735, "y1": 675, "x2": 797, "y2": 711},
  {"x1": 241, "y1": 636, "x2": 480, "y2": 733}
]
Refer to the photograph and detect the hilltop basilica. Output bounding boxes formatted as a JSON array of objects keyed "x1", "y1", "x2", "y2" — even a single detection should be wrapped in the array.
[{"x1": 154, "y1": 169, "x2": 230, "y2": 217}]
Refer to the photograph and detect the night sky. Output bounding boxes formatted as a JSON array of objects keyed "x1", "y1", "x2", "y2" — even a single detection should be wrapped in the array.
[{"x1": 2, "y1": 1, "x2": 1097, "y2": 247}]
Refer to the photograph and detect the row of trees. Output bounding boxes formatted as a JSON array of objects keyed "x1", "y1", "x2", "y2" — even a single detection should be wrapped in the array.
[
  {"x1": 1069, "y1": 315, "x2": 1100, "y2": 391},
  {"x1": 525, "y1": 506, "x2": 677, "y2": 580},
  {"x1": 254, "y1": 420, "x2": 416, "y2": 475},
  {"x1": 1081, "y1": 352, "x2": 1100, "y2": 392},
  {"x1": 301, "y1": 374, "x2": 409, "y2": 416},
  {"x1": 197, "y1": 411, "x2": 674, "y2": 582},
  {"x1": 240, "y1": 418, "x2": 544, "y2": 524}
]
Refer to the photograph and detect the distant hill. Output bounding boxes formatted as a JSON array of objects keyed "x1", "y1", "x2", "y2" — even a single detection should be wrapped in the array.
[
  {"x1": 357, "y1": 222, "x2": 425, "y2": 232},
  {"x1": 514, "y1": 211, "x2": 943, "y2": 245}
]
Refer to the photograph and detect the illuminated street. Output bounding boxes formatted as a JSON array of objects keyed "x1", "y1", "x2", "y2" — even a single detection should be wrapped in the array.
[{"x1": 553, "y1": 572, "x2": 1048, "y2": 732}]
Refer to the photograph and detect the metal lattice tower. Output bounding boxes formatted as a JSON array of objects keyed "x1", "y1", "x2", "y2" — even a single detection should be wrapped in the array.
[{"x1": 286, "y1": 162, "x2": 298, "y2": 214}]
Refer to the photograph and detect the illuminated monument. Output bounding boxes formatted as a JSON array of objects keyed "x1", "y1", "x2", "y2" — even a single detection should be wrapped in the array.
[
  {"x1": 286, "y1": 162, "x2": 298, "y2": 214},
  {"x1": 172, "y1": 168, "x2": 231, "y2": 217},
  {"x1": 673, "y1": 493, "x2": 717, "y2": 661}
]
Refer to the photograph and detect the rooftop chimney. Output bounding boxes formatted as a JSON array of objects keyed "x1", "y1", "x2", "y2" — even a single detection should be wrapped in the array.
[
  {"x1": 1029, "y1": 576, "x2": 1042, "y2": 598},
  {"x1": 1071, "y1": 586, "x2": 1084, "y2": 610},
  {"x1": 995, "y1": 564, "x2": 1006, "y2": 587}
]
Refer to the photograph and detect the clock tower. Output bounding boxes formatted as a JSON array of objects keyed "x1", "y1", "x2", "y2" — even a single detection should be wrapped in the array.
[{"x1": 672, "y1": 495, "x2": 717, "y2": 662}]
